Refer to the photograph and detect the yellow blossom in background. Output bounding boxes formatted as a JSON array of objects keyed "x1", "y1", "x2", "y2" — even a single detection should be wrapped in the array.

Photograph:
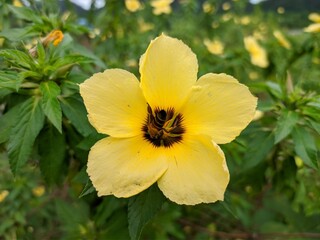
[
  {"x1": 211, "y1": 21, "x2": 220, "y2": 29},
  {"x1": 249, "y1": 71, "x2": 259, "y2": 80},
  {"x1": 32, "y1": 186, "x2": 45, "y2": 197},
  {"x1": 125, "y1": 0, "x2": 141, "y2": 12},
  {"x1": 240, "y1": 16, "x2": 251, "y2": 25},
  {"x1": 244, "y1": 36, "x2": 269, "y2": 68},
  {"x1": 277, "y1": 7, "x2": 285, "y2": 14},
  {"x1": 13, "y1": 0, "x2": 23, "y2": 7},
  {"x1": 80, "y1": 35, "x2": 257, "y2": 205},
  {"x1": 304, "y1": 12, "x2": 320, "y2": 33},
  {"x1": 151, "y1": 0, "x2": 174, "y2": 15},
  {"x1": 0, "y1": 190, "x2": 9, "y2": 202},
  {"x1": 138, "y1": 18, "x2": 154, "y2": 32},
  {"x1": 309, "y1": 13, "x2": 320, "y2": 22},
  {"x1": 253, "y1": 110, "x2": 264, "y2": 121},
  {"x1": 204, "y1": 39, "x2": 224, "y2": 55},
  {"x1": 202, "y1": 1, "x2": 214, "y2": 13},
  {"x1": 222, "y1": 2, "x2": 231, "y2": 11},
  {"x1": 222, "y1": 13, "x2": 232, "y2": 22},
  {"x1": 125, "y1": 59, "x2": 138, "y2": 67},
  {"x1": 273, "y1": 30, "x2": 291, "y2": 49}
]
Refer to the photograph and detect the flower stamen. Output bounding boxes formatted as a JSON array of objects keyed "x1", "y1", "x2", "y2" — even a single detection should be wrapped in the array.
[{"x1": 143, "y1": 105, "x2": 184, "y2": 147}]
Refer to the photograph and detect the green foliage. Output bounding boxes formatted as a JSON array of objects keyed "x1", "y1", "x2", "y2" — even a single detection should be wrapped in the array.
[
  {"x1": 8, "y1": 97, "x2": 45, "y2": 175},
  {"x1": 0, "y1": 0, "x2": 319, "y2": 239},
  {"x1": 128, "y1": 185, "x2": 166, "y2": 240}
]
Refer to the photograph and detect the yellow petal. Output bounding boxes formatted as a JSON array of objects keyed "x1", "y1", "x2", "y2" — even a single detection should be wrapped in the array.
[
  {"x1": 157, "y1": 135, "x2": 229, "y2": 205},
  {"x1": 88, "y1": 136, "x2": 168, "y2": 198},
  {"x1": 304, "y1": 23, "x2": 320, "y2": 33},
  {"x1": 80, "y1": 69, "x2": 147, "y2": 137},
  {"x1": 140, "y1": 34, "x2": 198, "y2": 110},
  {"x1": 181, "y1": 73, "x2": 257, "y2": 144}
]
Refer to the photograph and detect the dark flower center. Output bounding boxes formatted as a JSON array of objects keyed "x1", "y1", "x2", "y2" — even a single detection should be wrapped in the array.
[{"x1": 142, "y1": 105, "x2": 185, "y2": 148}]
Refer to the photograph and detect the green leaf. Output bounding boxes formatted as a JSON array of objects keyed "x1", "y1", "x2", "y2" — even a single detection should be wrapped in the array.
[
  {"x1": 0, "y1": 104, "x2": 21, "y2": 144},
  {"x1": 265, "y1": 81, "x2": 283, "y2": 99},
  {"x1": 292, "y1": 127, "x2": 318, "y2": 169},
  {"x1": 0, "y1": 49, "x2": 35, "y2": 70},
  {"x1": 77, "y1": 132, "x2": 105, "y2": 150},
  {"x1": 79, "y1": 180, "x2": 95, "y2": 198},
  {"x1": 38, "y1": 125, "x2": 66, "y2": 185},
  {"x1": 128, "y1": 185, "x2": 166, "y2": 240},
  {"x1": 274, "y1": 110, "x2": 299, "y2": 143},
  {"x1": 40, "y1": 81, "x2": 62, "y2": 133},
  {"x1": 0, "y1": 27, "x2": 39, "y2": 41},
  {"x1": 7, "y1": 5, "x2": 42, "y2": 23},
  {"x1": 243, "y1": 131, "x2": 274, "y2": 170},
  {"x1": 8, "y1": 97, "x2": 45, "y2": 175},
  {"x1": 60, "y1": 95, "x2": 94, "y2": 136},
  {"x1": 0, "y1": 71, "x2": 22, "y2": 92},
  {"x1": 307, "y1": 120, "x2": 320, "y2": 135}
]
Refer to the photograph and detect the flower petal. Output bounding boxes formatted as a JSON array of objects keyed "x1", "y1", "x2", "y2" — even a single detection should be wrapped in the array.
[
  {"x1": 181, "y1": 73, "x2": 257, "y2": 144},
  {"x1": 157, "y1": 135, "x2": 229, "y2": 205},
  {"x1": 88, "y1": 136, "x2": 168, "y2": 198},
  {"x1": 80, "y1": 69, "x2": 147, "y2": 137},
  {"x1": 140, "y1": 34, "x2": 198, "y2": 110}
]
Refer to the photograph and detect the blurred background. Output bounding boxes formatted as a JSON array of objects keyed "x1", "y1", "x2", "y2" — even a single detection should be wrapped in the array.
[{"x1": 0, "y1": 0, "x2": 319, "y2": 239}]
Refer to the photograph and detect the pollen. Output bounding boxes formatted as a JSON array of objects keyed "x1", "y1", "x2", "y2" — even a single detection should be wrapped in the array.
[{"x1": 142, "y1": 105, "x2": 185, "y2": 147}]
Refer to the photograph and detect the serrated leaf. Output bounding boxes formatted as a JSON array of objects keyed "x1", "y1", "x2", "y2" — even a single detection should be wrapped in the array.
[
  {"x1": 274, "y1": 110, "x2": 299, "y2": 144},
  {"x1": 128, "y1": 185, "x2": 166, "y2": 240},
  {"x1": 38, "y1": 125, "x2": 66, "y2": 185},
  {"x1": 40, "y1": 81, "x2": 62, "y2": 133},
  {"x1": 243, "y1": 131, "x2": 274, "y2": 170},
  {"x1": 0, "y1": 49, "x2": 34, "y2": 70},
  {"x1": 0, "y1": 71, "x2": 22, "y2": 92},
  {"x1": 307, "y1": 120, "x2": 320, "y2": 135},
  {"x1": 0, "y1": 27, "x2": 38, "y2": 41},
  {"x1": 60, "y1": 95, "x2": 94, "y2": 136},
  {"x1": 7, "y1": 5, "x2": 42, "y2": 23},
  {"x1": 0, "y1": 104, "x2": 21, "y2": 144},
  {"x1": 8, "y1": 97, "x2": 45, "y2": 175},
  {"x1": 292, "y1": 127, "x2": 318, "y2": 169}
]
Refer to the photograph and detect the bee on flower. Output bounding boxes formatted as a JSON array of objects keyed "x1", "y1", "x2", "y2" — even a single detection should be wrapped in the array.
[{"x1": 80, "y1": 34, "x2": 257, "y2": 205}]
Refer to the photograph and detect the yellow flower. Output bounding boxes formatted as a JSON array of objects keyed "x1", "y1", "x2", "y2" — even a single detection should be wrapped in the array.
[
  {"x1": 13, "y1": 0, "x2": 23, "y2": 7},
  {"x1": 240, "y1": 16, "x2": 251, "y2": 25},
  {"x1": 32, "y1": 186, "x2": 45, "y2": 197},
  {"x1": 138, "y1": 18, "x2": 154, "y2": 32},
  {"x1": 151, "y1": 0, "x2": 174, "y2": 15},
  {"x1": 202, "y1": 1, "x2": 214, "y2": 13},
  {"x1": 222, "y1": 2, "x2": 231, "y2": 11},
  {"x1": 0, "y1": 190, "x2": 9, "y2": 202},
  {"x1": 304, "y1": 13, "x2": 320, "y2": 33},
  {"x1": 273, "y1": 30, "x2": 291, "y2": 49},
  {"x1": 277, "y1": 7, "x2": 285, "y2": 14},
  {"x1": 204, "y1": 39, "x2": 224, "y2": 55},
  {"x1": 80, "y1": 35, "x2": 257, "y2": 205},
  {"x1": 42, "y1": 30, "x2": 64, "y2": 47},
  {"x1": 244, "y1": 36, "x2": 269, "y2": 68},
  {"x1": 125, "y1": 0, "x2": 141, "y2": 12}
]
